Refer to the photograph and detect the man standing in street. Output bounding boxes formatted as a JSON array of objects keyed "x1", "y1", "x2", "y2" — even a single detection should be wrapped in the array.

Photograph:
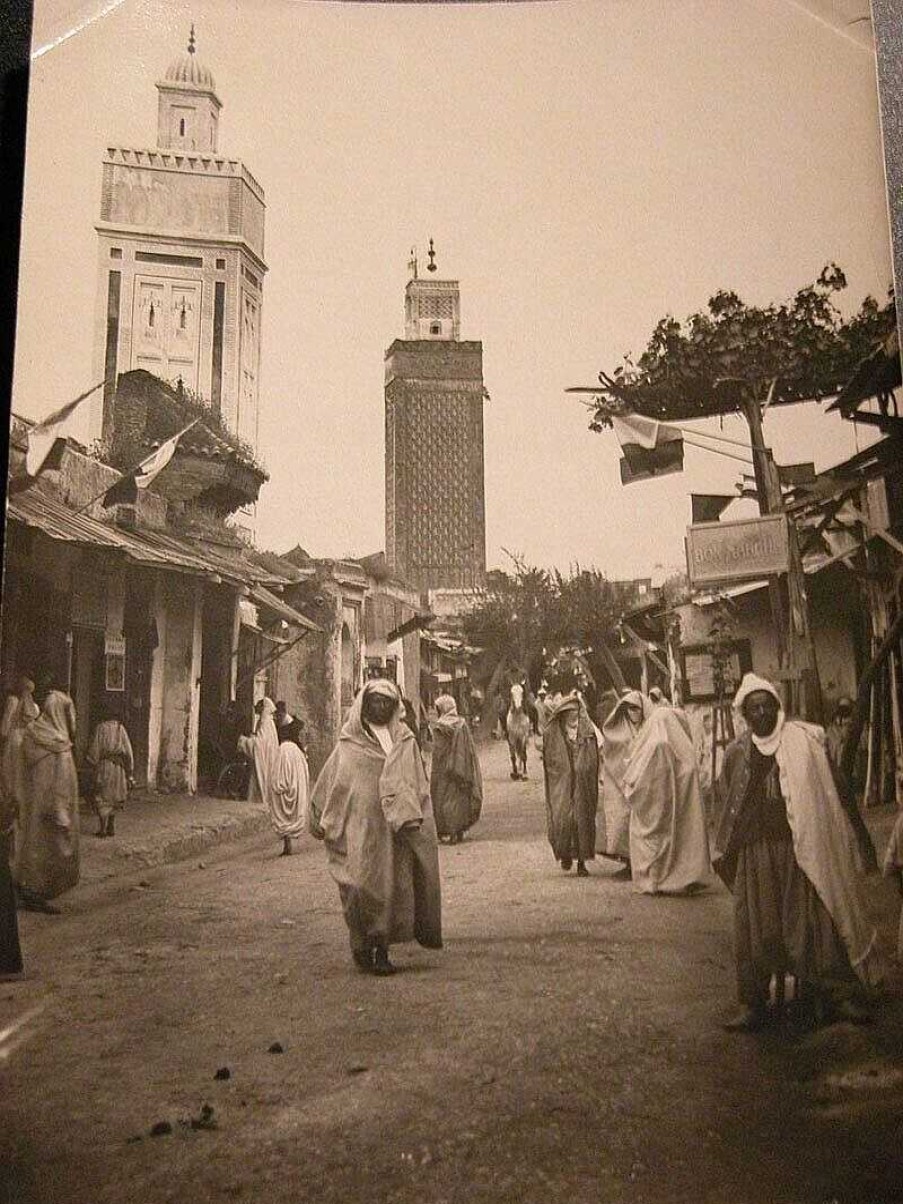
[{"x1": 714, "y1": 673, "x2": 885, "y2": 1032}]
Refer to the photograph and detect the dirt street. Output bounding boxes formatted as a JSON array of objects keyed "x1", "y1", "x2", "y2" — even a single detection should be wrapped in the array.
[{"x1": 2, "y1": 738, "x2": 902, "y2": 1204}]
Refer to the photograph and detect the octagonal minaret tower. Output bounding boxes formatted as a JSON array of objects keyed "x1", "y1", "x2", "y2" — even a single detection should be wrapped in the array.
[{"x1": 92, "y1": 28, "x2": 267, "y2": 454}]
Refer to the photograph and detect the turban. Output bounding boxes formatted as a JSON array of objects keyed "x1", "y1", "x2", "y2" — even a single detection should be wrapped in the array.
[
  {"x1": 363, "y1": 678, "x2": 399, "y2": 700},
  {"x1": 732, "y1": 673, "x2": 781, "y2": 713},
  {"x1": 733, "y1": 673, "x2": 784, "y2": 754}
]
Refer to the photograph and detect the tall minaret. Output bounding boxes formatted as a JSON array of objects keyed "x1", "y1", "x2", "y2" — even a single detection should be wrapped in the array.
[
  {"x1": 92, "y1": 28, "x2": 267, "y2": 452},
  {"x1": 384, "y1": 242, "x2": 487, "y2": 592}
]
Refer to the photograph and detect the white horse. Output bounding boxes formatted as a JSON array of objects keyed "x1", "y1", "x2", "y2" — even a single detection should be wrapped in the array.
[{"x1": 506, "y1": 682, "x2": 531, "y2": 780}]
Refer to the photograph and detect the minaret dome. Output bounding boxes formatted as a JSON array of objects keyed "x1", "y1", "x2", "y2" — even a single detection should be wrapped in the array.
[{"x1": 156, "y1": 27, "x2": 221, "y2": 152}]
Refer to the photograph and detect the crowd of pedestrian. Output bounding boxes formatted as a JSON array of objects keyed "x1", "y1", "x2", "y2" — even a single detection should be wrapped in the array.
[
  {"x1": 526, "y1": 666, "x2": 895, "y2": 1030},
  {"x1": 2, "y1": 658, "x2": 900, "y2": 1035}
]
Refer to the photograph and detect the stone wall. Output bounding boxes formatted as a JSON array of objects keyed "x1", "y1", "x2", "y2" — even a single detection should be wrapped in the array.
[
  {"x1": 264, "y1": 581, "x2": 339, "y2": 781},
  {"x1": 57, "y1": 445, "x2": 168, "y2": 528}
]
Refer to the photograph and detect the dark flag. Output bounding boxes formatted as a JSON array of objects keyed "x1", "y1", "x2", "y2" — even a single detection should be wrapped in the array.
[
  {"x1": 690, "y1": 493, "x2": 735, "y2": 523},
  {"x1": 777, "y1": 462, "x2": 816, "y2": 488}
]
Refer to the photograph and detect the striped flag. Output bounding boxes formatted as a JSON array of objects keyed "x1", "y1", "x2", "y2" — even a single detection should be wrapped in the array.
[
  {"x1": 24, "y1": 382, "x2": 104, "y2": 477},
  {"x1": 612, "y1": 413, "x2": 684, "y2": 484},
  {"x1": 102, "y1": 420, "x2": 198, "y2": 507}
]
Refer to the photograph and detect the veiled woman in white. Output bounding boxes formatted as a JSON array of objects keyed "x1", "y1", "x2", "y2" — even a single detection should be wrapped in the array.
[
  {"x1": 271, "y1": 723, "x2": 310, "y2": 856},
  {"x1": 599, "y1": 691, "x2": 654, "y2": 875},
  {"x1": 238, "y1": 697, "x2": 283, "y2": 850},
  {"x1": 16, "y1": 686, "x2": 80, "y2": 913},
  {"x1": 1, "y1": 673, "x2": 39, "y2": 821},
  {"x1": 622, "y1": 705, "x2": 712, "y2": 895}
]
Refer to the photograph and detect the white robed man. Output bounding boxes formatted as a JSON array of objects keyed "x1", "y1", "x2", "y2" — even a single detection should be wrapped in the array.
[
  {"x1": 599, "y1": 691, "x2": 654, "y2": 877},
  {"x1": 621, "y1": 704, "x2": 713, "y2": 895},
  {"x1": 714, "y1": 673, "x2": 886, "y2": 1031},
  {"x1": 309, "y1": 678, "x2": 442, "y2": 976},
  {"x1": 86, "y1": 699, "x2": 134, "y2": 838}
]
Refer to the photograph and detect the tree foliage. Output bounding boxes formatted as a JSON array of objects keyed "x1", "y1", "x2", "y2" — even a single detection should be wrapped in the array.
[
  {"x1": 462, "y1": 557, "x2": 625, "y2": 690},
  {"x1": 586, "y1": 266, "x2": 894, "y2": 425}
]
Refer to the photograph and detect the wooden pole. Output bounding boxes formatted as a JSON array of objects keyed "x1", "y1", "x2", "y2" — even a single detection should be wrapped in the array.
[
  {"x1": 891, "y1": 647, "x2": 903, "y2": 809},
  {"x1": 841, "y1": 606, "x2": 903, "y2": 786},
  {"x1": 740, "y1": 395, "x2": 788, "y2": 686},
  {"x1": 740, "y1": 394, "x2": 822, "y2": 721}
]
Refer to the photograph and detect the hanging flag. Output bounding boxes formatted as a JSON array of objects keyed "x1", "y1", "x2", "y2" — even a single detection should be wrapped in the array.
[
  {"x1": 24, "y1": 381, "x2": 104, "y2": 477},
  {"x1": 611, "y1": 413, "x2": 684, "y2": 484},
  {"x1": 690, "y1": 494, "x2": 735, "y2": 524},
  {"x1": 101, "y1": 419, "x2": 198, "y2": 507},
  {"x1": 777, "y1": 462, "x2": 816, "y2": 488}
]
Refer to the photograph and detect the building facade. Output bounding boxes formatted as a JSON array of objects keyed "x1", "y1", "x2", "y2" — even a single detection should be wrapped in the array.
[
  {"x1": 92, "y1": 30, "x2": 267, "y2": 457},
  {"x1": 384, "y1": 254, "x2": 487, "y2": 592}
]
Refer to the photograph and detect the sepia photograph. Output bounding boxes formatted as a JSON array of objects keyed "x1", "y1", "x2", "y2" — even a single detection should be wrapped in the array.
[{"x1": 1, "y1": 0, "x2": 902, "y2": 1200}]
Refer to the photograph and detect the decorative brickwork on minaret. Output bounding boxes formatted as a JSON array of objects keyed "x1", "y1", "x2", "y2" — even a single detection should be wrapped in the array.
[{"x1": 384, "y1": 256, "x2": 486, "y2": 591}]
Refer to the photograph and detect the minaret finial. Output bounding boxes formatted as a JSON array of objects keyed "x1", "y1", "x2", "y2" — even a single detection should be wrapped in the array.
[
  {"x1": 408, "y1": 247, "x2": 418, "y2": 279},
  {"x1": 188, "y1": 24, "x2": 196, "y2": 54},
  {"x1": 427, "y1": 238, "x2": 437, "y2": 273}
]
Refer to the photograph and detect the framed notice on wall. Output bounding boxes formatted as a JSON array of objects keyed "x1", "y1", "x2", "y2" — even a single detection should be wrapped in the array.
[
  {"x1": 679, "y1": 640, "x2": 752, "y2": 703},
  {"x1": 104, "y1": 633, "x2": 126, "y2": 692}
]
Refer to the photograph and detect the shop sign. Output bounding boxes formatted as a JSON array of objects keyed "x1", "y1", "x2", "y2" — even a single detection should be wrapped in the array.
[
  {"x1": 104, "y1": 632, "x2": 126, "y2": 692},
  {"x1": 686, "y1": 514, "x2": 789, "y2": 587}
]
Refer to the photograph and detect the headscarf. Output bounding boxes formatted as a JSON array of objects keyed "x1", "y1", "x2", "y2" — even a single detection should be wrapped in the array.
[
  {"x1": 604, "y1": 690, "x2": 653, "y2": 731},
  {"x1": 435, "y1": 694, "x2": 457, "y2": 718},
  {"x1": 251, "y1": 697, "x2": 279, "y2": 755},
  {"x1": 342, "y1": 680, "x2": 405, "y2": 752},
  {"x1": 601, "y1": 691, "x2": 655, "y2": 781},
  {"x1": 595, "y1": 689, "x2": 620, "y2": 729},
  {"x1": 732, "y1": 672, "x2": 785, "y2": 756},
  {"x1": 331, "y1": 679, "x2": 425, "y2": 833}
]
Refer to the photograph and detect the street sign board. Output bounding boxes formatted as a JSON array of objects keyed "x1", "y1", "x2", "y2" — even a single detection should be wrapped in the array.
[{"x1": 686, "y1": 514, "x2": 789, "y2": 587}]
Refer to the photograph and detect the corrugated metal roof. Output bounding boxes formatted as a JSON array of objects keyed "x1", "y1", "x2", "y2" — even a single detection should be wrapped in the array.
[
  {"x1": 249, "y1": 584, "x2": 321, "y2": 633},
  {"x1": 7, "y1": 488, "x2": 322, "y2": 633},
  {"x1": 8, "y1": 489, "x2": 207, "y2": 574}
]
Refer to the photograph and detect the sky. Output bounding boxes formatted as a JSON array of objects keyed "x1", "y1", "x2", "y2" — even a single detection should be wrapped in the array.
[{"x1": 11, "y1": 0, "x2": 894, "y2": 581}]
